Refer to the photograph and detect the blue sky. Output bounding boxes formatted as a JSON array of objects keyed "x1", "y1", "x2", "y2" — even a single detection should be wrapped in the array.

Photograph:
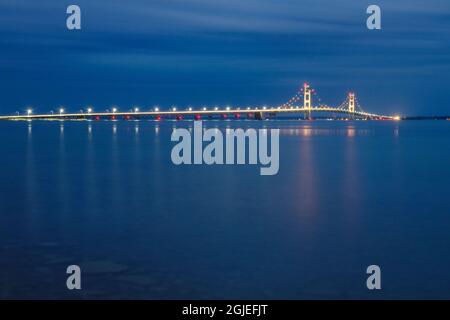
[{"x1": 0, "y1": 0, "x2": 449, "y2": 115}]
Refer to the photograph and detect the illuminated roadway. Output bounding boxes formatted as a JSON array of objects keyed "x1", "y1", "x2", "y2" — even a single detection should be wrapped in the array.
[
  {"x1": 0, "y1": 106, "x2": 397, "y2": 121},
  {"x1": 0, "y1": 84, "x2": 399, "y2": 121}
]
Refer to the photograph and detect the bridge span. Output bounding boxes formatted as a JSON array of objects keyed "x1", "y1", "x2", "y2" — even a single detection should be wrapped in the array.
[{"x1": 0, "y1": 83, "x2": 399, "y2": 121}]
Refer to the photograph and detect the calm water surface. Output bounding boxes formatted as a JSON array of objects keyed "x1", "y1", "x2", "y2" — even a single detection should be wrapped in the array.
[{"x1": 0, "y1": 120, "x2": 450, "y2": 299}]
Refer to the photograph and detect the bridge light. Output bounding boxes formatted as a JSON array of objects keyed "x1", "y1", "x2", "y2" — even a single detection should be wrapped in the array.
[
  {"x1": 87, "y1": 107, "x2": 93, "y2": 113},
  {"x1": 27, "y1": 109, "x2": 32, "y2": 116},
  {"x1": 134, "y1": 107, "x2": 139, "y2": 113},
  {"x1": 188, "y1": 107, "x2": 192, "y2": 111},
  {"x1": 393, "y1": 115, "x2": 401, "y2": 121},
  {"x1": 214, "y1": 107, "x2": 218, "y2": 111},
  {"x1": 263, "y1": 106, "x2": 267, "y2": 110},
  {"x1": 203, "y1": 107, "x2": 207, "y2": 111},
  {"x1": 154, "y1": 107, "x2": 159, "y2": 112},
  {"x1": 112, "y1": 107, "x2": 117, "y2": 113},
  {"x1": 247, "y1": 107, "x2": 251, "y2": 110},
  {"x1": 226, "y1": 106, "x2": 230, "y2": 111},
  {"x1": 172, "y1": 107, "x2": 177, "y2": 112},
  {"x1": 59, "y1": 108, "x2": 65, "y2": 114}
]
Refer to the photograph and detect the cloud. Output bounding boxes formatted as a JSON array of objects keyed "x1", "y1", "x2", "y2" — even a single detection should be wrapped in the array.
[
  {"x1": 0, "y1": 0, "x2": 449, "y2": 113},
  {"x1": 1, "y1": 0, "x2": 449, "y2": 38}
]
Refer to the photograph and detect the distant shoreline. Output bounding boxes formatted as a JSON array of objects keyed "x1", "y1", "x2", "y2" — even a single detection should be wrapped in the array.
[{"x1": 401, "y1": 116, "x2": 450, "y2": 120}]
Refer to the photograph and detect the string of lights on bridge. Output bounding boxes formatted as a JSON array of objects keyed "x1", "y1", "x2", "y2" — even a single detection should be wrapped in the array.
[{"x1": 1, "y1": 83, "x2": 399, "y2": 120}]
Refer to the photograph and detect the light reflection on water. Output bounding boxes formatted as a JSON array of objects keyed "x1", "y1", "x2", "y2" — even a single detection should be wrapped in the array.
[
  {"x1": 1, "y1": 120, "x2": 450, "y2": 299},
  {"x1": 278, "y1": 126, "x2": 372, "y2": 136}
]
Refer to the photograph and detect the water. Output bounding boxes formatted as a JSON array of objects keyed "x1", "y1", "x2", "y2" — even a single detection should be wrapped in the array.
[{"x1": 0, "y1": 119, "x2": 450, "y2": 299}]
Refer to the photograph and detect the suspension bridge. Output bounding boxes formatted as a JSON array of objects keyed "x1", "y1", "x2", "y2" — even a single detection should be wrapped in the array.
[{"x1": 0, "y1": 83, "x2": 399, "y2": 121}]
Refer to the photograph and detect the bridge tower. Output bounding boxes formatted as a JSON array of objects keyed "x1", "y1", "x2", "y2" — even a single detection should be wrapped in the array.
[
  {"x1": 348, "y1": 92, "x2": 355, "y2": 113},
  {"x1": 303, "y1": 83, "x2": 312, "y2": 119}
]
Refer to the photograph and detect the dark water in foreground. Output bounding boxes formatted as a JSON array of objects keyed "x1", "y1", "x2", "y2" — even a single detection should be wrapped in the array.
[{"x1": 1, "y1": 120, "x2": 450, "y2": 299}]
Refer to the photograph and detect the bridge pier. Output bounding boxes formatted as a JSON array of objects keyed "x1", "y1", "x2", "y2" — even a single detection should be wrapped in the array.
[
  {"x1": 254, "y1": 111, "x2": 264, "y2": 120},
  {"x1": 304, "y1": 110, "x2": 312, "y2": 120}
]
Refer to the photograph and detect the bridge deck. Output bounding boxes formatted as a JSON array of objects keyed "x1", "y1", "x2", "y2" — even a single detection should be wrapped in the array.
[{"x1": 0, "y1": 107, "x2": 395, "y2": 120}]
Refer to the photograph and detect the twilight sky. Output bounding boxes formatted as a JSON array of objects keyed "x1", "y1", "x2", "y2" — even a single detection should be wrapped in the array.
[{"x1": 0, "y1": 0, "x2": 449, "y2": 115}]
